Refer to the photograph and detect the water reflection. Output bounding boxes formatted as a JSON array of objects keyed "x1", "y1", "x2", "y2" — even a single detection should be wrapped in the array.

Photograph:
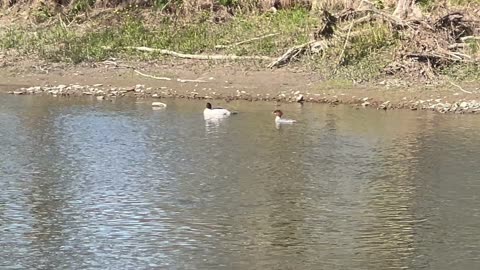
[{"x1": 1, "y1": 96, "x2": 480, "y2": 269}]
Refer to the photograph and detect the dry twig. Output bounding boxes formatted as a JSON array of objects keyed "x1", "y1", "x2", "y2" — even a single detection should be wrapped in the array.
[
  {"x1": 134, "y1": 70, "x2": 172, "y2": 81},
  {"x1": 449, "y1": 81, "x2": 473, "y2": 94}
]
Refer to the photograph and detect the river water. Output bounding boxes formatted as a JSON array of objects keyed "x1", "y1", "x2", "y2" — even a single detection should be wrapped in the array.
[{"x1": 1, "y1": 94, "x2": 479, "y2": 269}]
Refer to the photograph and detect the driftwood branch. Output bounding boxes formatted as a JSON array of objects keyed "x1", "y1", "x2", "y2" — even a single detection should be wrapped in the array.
[
  {"x1": 126, "y1": 46, "x2": 273, "y2": 61},
  {"x1": 134, "y1": 70, "x2": 209, "y2": 83},
  {"x1": 134, "y1": 70, "x2": 172, "y2": 81},
  {"x1": 449, "y1": 81, "x2": 473, "y2": 94},
  {"x1": 103, "y1": 60, "x2": 134, "y2": 69},
  {"x1": 448, "y1": 43, "x2": 468, "y2": 50},
  {"x1": 406, "y1": 52, "x2": 471, "y2": 63},
  {"x1": 268, "y1": 41, "x2": 315, "y2": 68},
  {"x1": 460, "y1": 36, "x2": 480, "y2": 42},
  {"x1": 215, "y1": 33, "x2": 279, "y2": 49},
  {"x1": 177, "y1": 78, "x2": 207, "y2": 83}
]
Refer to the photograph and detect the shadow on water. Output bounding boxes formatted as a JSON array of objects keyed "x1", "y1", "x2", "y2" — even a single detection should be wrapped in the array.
[{"x1": 1, "y1": 95, "x2": 480, "y2": 269}]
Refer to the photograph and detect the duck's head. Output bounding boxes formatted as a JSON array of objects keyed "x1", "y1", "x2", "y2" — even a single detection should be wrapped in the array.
[
  {"x1": 206, "y1": 102, "x2": 212, "y2": 109},
  {"x1": 273, "y1": 109, "x2": 283, "y2": 118}
]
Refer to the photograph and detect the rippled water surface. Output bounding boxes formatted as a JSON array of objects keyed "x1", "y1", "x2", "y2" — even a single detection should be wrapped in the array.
[{"x1": 1, "y1": 95, "x2": 480, "y2": 269}]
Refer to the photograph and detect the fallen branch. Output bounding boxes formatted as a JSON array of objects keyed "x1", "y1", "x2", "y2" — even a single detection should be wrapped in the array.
[
  {"x1": 340, "y1": 8, "x2": 409, "y2": 28},
  {"x1": 103, "y1": 60, "x2": 134, "y2": 69},
  {"x1": 337, "y1": 20, "x2": 355, "y2": 67},
  {"x1": 125, "y1": 46, "x2": 273, "y2": 61},
  {"x1": 406, "y1": 52, "x2": 470, "y2": 63},
  {"x1": 460, "y1": 36, "x2": 480, "y2": 42},
  {"x1": 449, "y1": 81, "x2": 473, "y2": 94},
  {"x1": 448, "y1": 43, "x2": 468, "y2": 50},
  {"x1": 268, "y1": 41, "x2": 314, "y2": 68},
  {"x1": 448, "y1": 51, "x2": 472, "y2": 60},
  {"x1": 134, "y1": 70, "x2": 172, "y2": 81},
  {"x1": 177, "y1": 78, "x2": 207, "y2": 83},
  {"x1": 215, "y1": 33, "x2": 279, "y2": 49},
  {"x1": 134, "y1": 70, "x2": 209, "y2": 83}
]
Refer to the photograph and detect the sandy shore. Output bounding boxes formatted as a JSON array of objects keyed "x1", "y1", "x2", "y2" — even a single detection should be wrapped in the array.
[{"x1": 1, "y1": 58, "x2": 480, "y2": 114}]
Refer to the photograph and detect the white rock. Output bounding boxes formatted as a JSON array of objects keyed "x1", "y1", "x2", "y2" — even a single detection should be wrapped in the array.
[{"x1": 97, "y1": 96, "x2": 105, "y2": 100}]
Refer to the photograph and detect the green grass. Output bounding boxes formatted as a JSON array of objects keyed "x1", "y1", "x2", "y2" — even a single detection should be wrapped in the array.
[
  {"x1": 0, "y1": 8, "x2": 317, "y2": 63},
  {"x1": 1, "y1": 6, "x2": 478, "y2": 81},
  {"x1": 0, "y1": 9, "x2": 414, "y2": 81},
  {"x1": 300, "y1": 23, "x2": 399, "y2": 81},
  {"x1": 441, "y1": 63, "x2": 480, "y2": 81}
]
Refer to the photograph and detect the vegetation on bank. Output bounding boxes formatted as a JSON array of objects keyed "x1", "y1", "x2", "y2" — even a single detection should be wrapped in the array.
[{"x1": 0, "y1": 0, "x2": 479, "y2": 82}]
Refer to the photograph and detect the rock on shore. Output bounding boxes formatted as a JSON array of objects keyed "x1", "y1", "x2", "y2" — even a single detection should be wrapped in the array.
[{"x1": 7, "y1": 84, "x2": 480, "y2": 114}]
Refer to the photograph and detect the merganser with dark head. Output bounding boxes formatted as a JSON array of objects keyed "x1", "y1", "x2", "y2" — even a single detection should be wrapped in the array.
[
  {"x1": 203, "y1": 102, "x2": 232, "y2": 119},
  {"x1": 273, "y1": 110, "x2": 297, "y2": 124}
]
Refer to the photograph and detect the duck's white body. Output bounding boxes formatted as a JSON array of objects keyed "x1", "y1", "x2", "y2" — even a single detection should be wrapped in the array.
[
  {"x1": 152, "y1": 102, "x2": 167, "y2": 108},
  {"x1": 275, "y1": 116, "x2": 296, "y2": 124},
  {"x1": 203, "y1": 108, "x2": 231, "y2": 119}
]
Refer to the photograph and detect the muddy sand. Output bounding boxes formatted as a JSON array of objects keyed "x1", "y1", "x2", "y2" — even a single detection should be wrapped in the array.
[{"x1": 1, "y1": 59, "x2": 480, "y2": 113}]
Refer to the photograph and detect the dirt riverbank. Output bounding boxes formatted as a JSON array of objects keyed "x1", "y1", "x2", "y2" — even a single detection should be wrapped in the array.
[{"x1": 1, "y1": 58, "x2": 480, "y2": 113}]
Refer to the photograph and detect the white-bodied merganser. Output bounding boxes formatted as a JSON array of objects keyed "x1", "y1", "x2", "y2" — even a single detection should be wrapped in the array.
[
  {"x1": 203, "y1": 102, "x2": 232, "y2": 118},
  {"x1": 273, "y1": 110, "x2": 297, "y2": 124},
  {"x1": 152, "y1": 102, "x2": 167, "y2": 108}
]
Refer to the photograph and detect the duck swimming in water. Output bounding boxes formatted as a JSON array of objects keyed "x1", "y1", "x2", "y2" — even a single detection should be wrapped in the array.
[
  {"x1": 273, "y1": 110, "x2": 297, "y2": 124},
  {"x1": 203, "y1": 102, "x2": 232, "y2": 119}
]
